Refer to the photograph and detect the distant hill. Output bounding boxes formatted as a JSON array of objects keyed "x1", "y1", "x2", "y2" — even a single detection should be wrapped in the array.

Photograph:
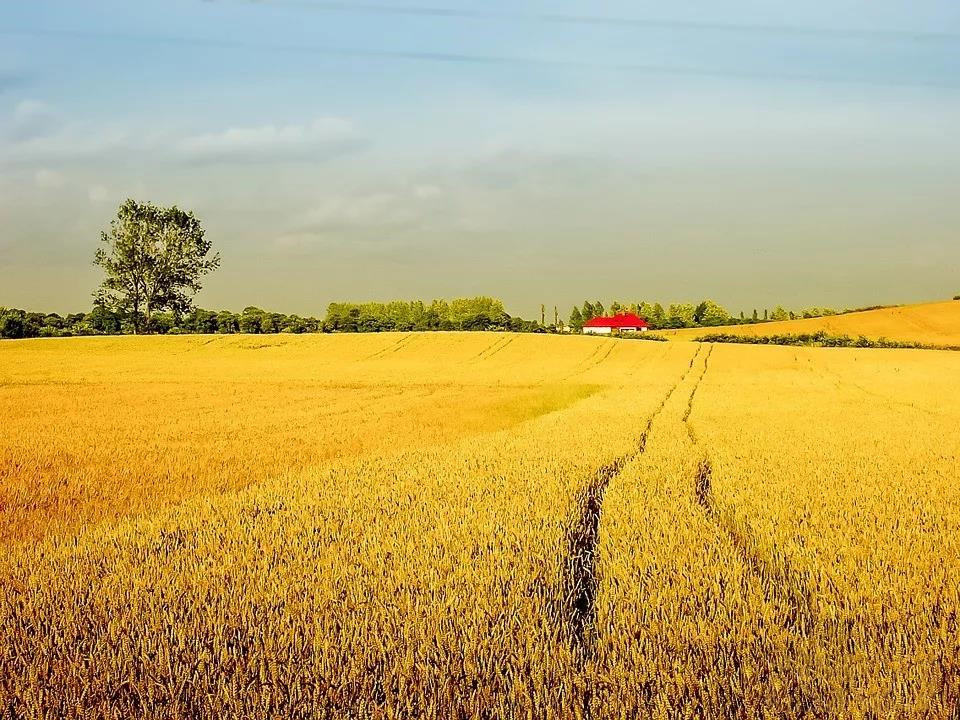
[{"x1": 660, "y1": 300, "x2": 960, "y2": 346}]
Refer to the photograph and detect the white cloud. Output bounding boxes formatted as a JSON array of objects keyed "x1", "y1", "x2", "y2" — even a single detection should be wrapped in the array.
[
  {"x1": 299, "y1": 192, "x2": 418, "y2": 231},
  {"x1": 5, "y1": 114, "x2": 361, "y2": 167},
  {"x1": 3, "y1": 124, "x2": 133, "y2": 163},
  {"x1": 8, "y1": 99, "x2": 61, "y2": 142},
  {"x1": 274, "y1": 183, "x2": 449, "y2": 247},
  {"x1": 33, "y1": 169, "x2": 65, "y2": 189},
  {"x1": 14, "y1": 100, "x2": 51, "y2": 121},
  {"x1": 177, "y1": 116, "x2": 360, "y2": 163},
  {"x1": 87, "y1": 185, "x2": 110, "y2": 204},
  {"x1": 413, "y1": 184, "x2": 443, "y2": 199}
]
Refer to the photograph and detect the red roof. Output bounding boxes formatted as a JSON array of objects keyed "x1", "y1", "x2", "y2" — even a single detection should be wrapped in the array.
[{"x1": 583, "y1": 313, "x2": 649, "y2": 329}]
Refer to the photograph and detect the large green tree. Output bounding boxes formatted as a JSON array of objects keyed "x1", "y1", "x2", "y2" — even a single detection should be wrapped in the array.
[
  {"x1": 694, "y1": 299, "x2": 731, "y2": 326},
  {"x1": 94, "y1": 199, "x2": 220, "y2": 333},
  {"x1": 666, "y1": 303, "x2": 697, "y2": 328},
  {"x1": 569, "y1": 306, "x2": 584, "y2": 331}
]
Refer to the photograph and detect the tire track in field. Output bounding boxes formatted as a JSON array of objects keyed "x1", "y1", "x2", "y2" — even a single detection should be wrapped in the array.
[
  {"x1": 562, "y1": 344, "x2": 704, "y2": 653},
  {"x1": 559, "y1": 345, "x2": 703, "y2": 720},
  {"x1": 572, "y1": 340, "x2": 607, "y2": 370},
  {"x1": 682, "y1": 344, "x2": 713, "y2": 444},
  {"x1": 591, "y1": 338, "x2": 620, "y2": 368},
  {"x1": 363, "y1": 333, "x2": 414, "y2": 361},
  {"x1": 483, "y1": 335, "x2": 516, "y2": 360},
  {"x1": 559, "y1": 339, "x2": 614, "y2": 382},
  {"x1": 469, "y1": 335, "x2": 511, "y2": 362},
  {"x1": 683, "y1": 345, "x2": 817, "y2": 643},
  {"x1": 176, "y1": 336, "x2": 220, "y2": 354}
]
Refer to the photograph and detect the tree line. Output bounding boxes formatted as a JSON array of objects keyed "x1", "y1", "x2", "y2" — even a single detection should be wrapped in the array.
[
  {"x1": 568, "y1": 299, "x2": 884, "y2": 331},
  {"x1": 0, "y1": 299, "x2": 548, "y2": 339},
  {"x1": 325, "y1": 298, "x2": 543, "y2": 333},
  {"x1": 0, "y1": 200, "x2": 547, "y2": 339},
  {"x1": 2, "y1": 199, "x2": 930, "y2": 340}
]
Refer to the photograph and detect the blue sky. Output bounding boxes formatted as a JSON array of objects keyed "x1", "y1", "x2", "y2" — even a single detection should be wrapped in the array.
[{"x1": 2, "y1": 0, "x2": 959, "y2": 316}]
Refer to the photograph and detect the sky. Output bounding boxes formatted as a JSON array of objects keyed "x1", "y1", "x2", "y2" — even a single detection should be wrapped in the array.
[{"x1": 2, "y1": 0, "x2": 959, "y2": 318}]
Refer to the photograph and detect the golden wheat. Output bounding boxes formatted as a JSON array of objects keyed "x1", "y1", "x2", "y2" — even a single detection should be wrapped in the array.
[
  {"x1": 1, "y1": 333, "x2": 958, "y2": 717},
  {"x1": 661, "y1": 299, "x2": 960, "y2": 345}
]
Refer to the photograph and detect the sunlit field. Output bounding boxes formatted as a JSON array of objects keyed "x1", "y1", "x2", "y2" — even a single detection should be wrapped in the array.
[
  {"x1": 660, "y1": 299, "x2": 960, "y2": 345},
  {"x1": 0, "y1": 333, "x2": 609, "y2": 543},
  {"x1": 2, "y1": 333, "x2": 960, "y2": 717}
]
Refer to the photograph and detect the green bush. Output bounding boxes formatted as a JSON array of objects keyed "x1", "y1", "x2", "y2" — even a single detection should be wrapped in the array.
[
  {"x1": 697, "y1": 331, "x2": 959, "y2": 351},
  {"x1": 621, "y1": 332, "x2": 668, "y2": 342}
]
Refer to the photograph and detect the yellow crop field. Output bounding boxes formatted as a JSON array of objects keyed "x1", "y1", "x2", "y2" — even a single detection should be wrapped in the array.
[
  {"x1": 0, "y1": 333, "x2": 614, "y2": 543},
  {"x1": 660, "y1": 299, "x2": 960, "y2": 345},
  {"x1": 2, "y1": 333, "x2": 959, "y2": 718}
]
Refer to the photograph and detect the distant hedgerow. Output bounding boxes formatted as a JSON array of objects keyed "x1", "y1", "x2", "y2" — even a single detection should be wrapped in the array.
[
  {"x1": 697, "y1": 331, "x2": 960, "y2": 351},
  {"x1": 620, "y1": 332, "x2": 669, "y2": 342}
]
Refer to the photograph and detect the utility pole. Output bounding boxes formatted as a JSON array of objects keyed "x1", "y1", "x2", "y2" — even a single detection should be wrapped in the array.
[
  {"x1": 554, "y1": 306, "x2": 559, "y2": 327},
  {"x1": 540, "y1": 304, "x2": 545, "y2": 326}
]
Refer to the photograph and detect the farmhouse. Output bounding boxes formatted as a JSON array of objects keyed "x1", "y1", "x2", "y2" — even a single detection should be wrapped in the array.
[{"x1": 582, "y1": 313, "x2": 650, "y2": 335}]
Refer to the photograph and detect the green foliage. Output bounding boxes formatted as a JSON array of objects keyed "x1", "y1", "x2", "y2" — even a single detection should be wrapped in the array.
[
  {"x1": 0, "y1": 305, "x2": 121, "y2": 339},
  {"x1": 693, "y1": 300, "x2": 730, "y2": 327},
  {"x1": 146, "y1": 312, "x2": 176, "y2": 334},
  {"x1": 572, "y1": 298, "x2": 739, "y2": 332},
  {"x1": 216, "y1": 311, "x2": 240, "y2": 334},
  {"x1": 0, "y1": 309, "x2": 28, "y2": 339},
  {"x1": 621, "y1": 332, "x2": 669, "y2": 342},
  {"x1": 94, "y1": 199, "x2": 220, "y2": 333},
  {"x1": 325, "y1": 297, "x2": 512, "y2": 333},
  {"x1": 569, "y1": 306, "x2": 584, "y2": 332},
  {"x1": 239, "y1": 307, "x2": 264, "y2": 334},
  {"x1": 648, "y1": 303, "x2": 666, "y2": 328},
  {"x1": 183, "y1": 308, "x2": 219, "y2": 334},
  {"x1": 0, "y1": 305, "x2": 313, "y2": 338},
  {"x1": 800, "y1": 307, "x2": 838, "y2": 319},
  {"x1": 87, "y1": 305, "x2": 122, "y2": 334},
  {"x1": 697, "y1": 331, "x2": 960, "y2": 351},
  {"x1": 664, "y1": 303, "x2": 697, "y2": 329},
  {"x1": 564, "y1": 296, "x2": 893, "y2": 332}
]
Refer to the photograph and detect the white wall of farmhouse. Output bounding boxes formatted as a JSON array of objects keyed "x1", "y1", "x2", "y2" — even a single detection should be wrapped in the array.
[{"x1": 583, "y1": 325, "x2": 648, "y2": 334}]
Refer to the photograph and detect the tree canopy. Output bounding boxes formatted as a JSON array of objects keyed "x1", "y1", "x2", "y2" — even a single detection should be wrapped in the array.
[
  {"x1": 94, "y1": 199, "x2": 220, "y2": 333},
  {"x1": 564, "y1": 297, "x2": 852, "y2": 332}
]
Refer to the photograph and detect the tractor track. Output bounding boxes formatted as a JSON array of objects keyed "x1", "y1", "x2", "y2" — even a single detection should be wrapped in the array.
[
  {"x1": 559, "y1": 340, "x2": 609, "y2": 381},
  {"x1": 465, "y1": 334, "x2": 516, "y2": 364},
  {"x1": 682, "y1": 345, "x2": 818, "y2": 658},
  {"x1": 363, "y1": 333, "x2": 415, "y2": 361},
  {"x1": 468, "y1": 335, "x2": 509, "y2": 362},
  {"x1": 557, "y1": 345, "x2": 704, "y2": 720},
  {"x1": 484, "y1": 335, "x2": 516, "y2": 359},
  {"x1": 562, "y1": 345, "x2": 704, "y2": 654}
]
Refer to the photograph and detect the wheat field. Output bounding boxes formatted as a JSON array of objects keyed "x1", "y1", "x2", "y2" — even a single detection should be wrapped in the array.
[
  {"x1": 660, "y1": 299, "x2": 960, "y2": 345},
  {"x1": 2, "y1": 333, "x2": 959, "y2": 718}
]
